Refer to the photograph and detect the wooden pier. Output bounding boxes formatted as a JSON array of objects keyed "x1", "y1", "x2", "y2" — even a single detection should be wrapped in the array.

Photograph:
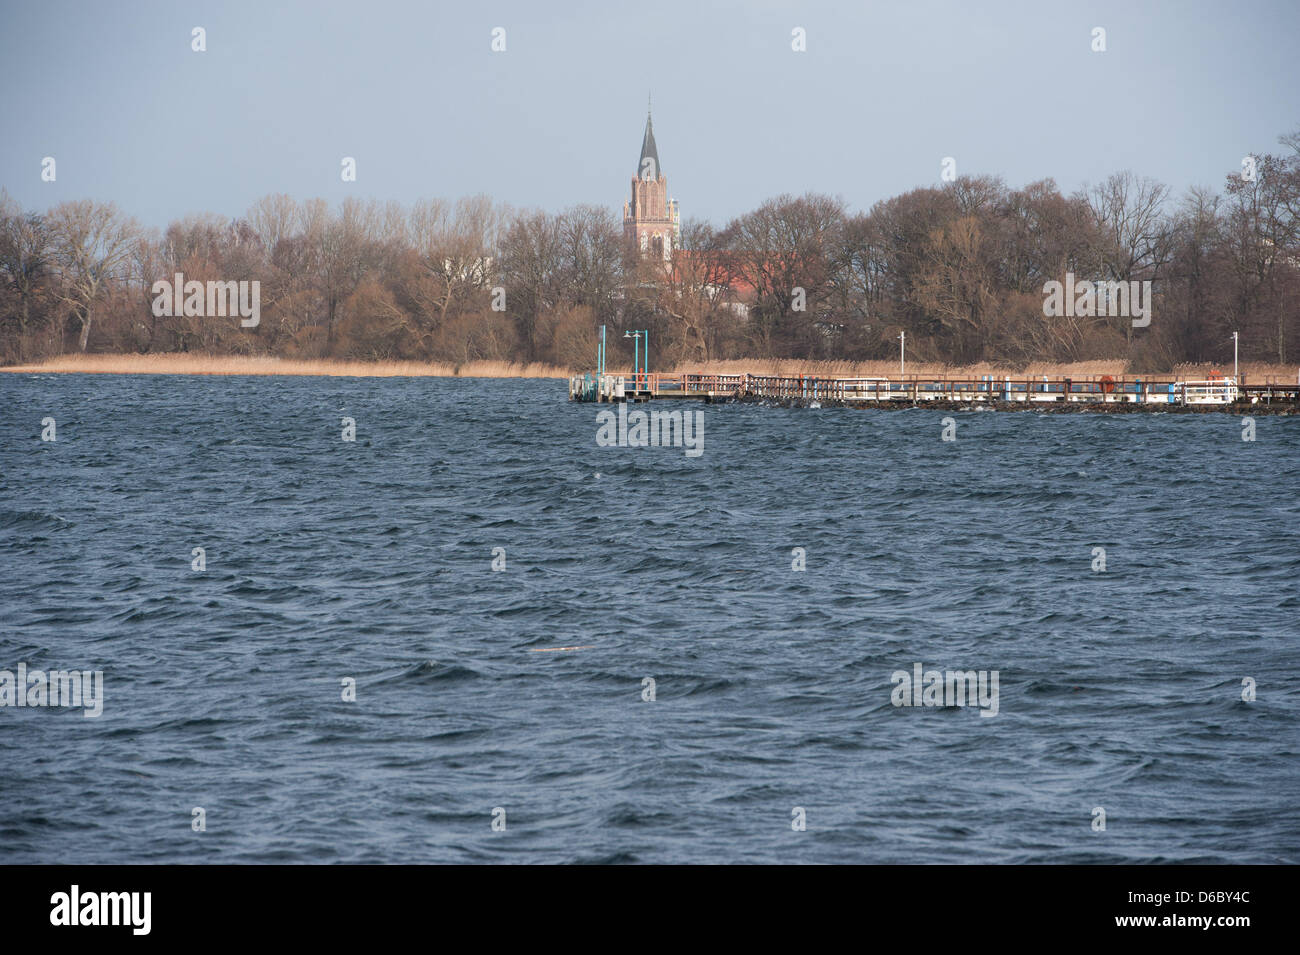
[{"x1": 569, "y1": 372, "x2": 1300, "y2": 407}]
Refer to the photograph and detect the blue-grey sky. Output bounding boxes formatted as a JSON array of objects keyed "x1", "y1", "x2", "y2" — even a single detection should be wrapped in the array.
[{"x1": 2, "y1": 0, "x2": 1297, "y2": 228}]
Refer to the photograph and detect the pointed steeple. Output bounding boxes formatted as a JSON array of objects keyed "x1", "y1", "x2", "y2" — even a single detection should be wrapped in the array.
[
  {"x1": 638, "y1": 99, "x2": 660, "y2": 180},
  {"x1": 623, "y1": 97, "x2": 677, "y2": 261}
]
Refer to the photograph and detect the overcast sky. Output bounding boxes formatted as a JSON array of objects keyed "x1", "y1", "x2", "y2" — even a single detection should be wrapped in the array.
[{"x1": 2, "y1": 0, "x2": 1297, "y2": 228}]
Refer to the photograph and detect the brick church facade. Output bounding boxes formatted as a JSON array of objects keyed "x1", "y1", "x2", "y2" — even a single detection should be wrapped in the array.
[{"x1": 623, "y1": 107, "x2": 680, "y2": 260}]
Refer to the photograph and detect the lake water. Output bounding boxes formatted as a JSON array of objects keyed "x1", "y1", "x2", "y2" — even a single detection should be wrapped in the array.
[{"x1": 1, "y1": 374, "x2": 1296, "y2": 863}]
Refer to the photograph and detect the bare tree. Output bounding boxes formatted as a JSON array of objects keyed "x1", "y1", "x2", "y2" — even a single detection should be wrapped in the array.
[
  {"x1": 555, "y1": 204, "x2": 623, "y2": 318},
  {"x1": 647, "y1": 219, "x2": 738, "y2": 363},
  {"x1": 1222, "y1": 149, "x2": 1300, "y2": 362},
  {"x1": 0, "y1": 190, "x2": 51, "y2": 359},
  {"x1": 912, "y1": 216, "x2": 998, "y2": 363},
  {"x1": 130, "y1": 229, "x2": 170, "y2": 352},
  {"x1": 47, "y1": 200, "x2": 140, "y2": 351},
  {"x1": 499, "y1": 209, "x2": 563, "y2": 359},
  {"x1": 406, "y1": 195, "x2": 501, "y2": 338},
  {"x1": 725, "y1": 193, "x2": 845, "y2": 354},
  {"x1": 247, "y1": 193, "x2": 300, "y2": 258},
  {"x1": 1082, "y1": 171, "x2": 1175, "y2": 281}
]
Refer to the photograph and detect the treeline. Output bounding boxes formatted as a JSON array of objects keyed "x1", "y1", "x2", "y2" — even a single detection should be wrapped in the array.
[{"x1": 2, "y1": 126, "x2": 1298, "y2": 371}]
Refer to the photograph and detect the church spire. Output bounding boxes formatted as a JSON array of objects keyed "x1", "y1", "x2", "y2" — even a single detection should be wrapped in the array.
[
  {"x1": 638, "y1": 101, "x2": 660, "y2": 180},
  {"x1": 624, "y1": 99, "x2": 676, "y2": 261}
]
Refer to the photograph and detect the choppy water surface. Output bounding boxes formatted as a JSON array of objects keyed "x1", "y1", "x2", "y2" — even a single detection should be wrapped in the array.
[{"x1": 1, "y1": 374, "x2": 1296, "y2": 863}]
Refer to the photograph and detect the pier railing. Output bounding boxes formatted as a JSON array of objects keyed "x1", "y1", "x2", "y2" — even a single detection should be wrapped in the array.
[
  {"x1": 1172, "y1": 378, "x2": 1239, "y2": 404},
  {"x1": 570, "y1": 371, "x2": 1297, "y2": 406}
]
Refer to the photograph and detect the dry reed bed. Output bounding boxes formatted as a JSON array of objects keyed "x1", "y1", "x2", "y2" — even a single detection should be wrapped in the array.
[{"x1": 0, "y1": 354, "x2": 568, "y2": 378}]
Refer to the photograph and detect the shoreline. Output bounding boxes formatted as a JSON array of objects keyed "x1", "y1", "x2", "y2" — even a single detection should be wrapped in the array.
[{"x1": 4, "y1": 353, "x2": 1298, "y2": 384}]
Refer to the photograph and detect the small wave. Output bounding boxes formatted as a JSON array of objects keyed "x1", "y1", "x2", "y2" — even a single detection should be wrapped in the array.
[
  {"x1": 379, "y1": 660, "x2": 484, "y2": 684},
  {"x1": 0, "y1": 509, "x2": 73, "y2": 533}
]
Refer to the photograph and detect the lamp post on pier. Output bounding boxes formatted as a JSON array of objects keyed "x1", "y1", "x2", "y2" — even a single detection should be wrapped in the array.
[{"x1": 624, "y1": 329, "x2": 648, "y2": 391}]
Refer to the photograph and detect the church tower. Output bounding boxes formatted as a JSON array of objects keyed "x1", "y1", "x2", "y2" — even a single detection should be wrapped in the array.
[{"x1": 623, "y1": 104, "x2": 679, "y2": 261}]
